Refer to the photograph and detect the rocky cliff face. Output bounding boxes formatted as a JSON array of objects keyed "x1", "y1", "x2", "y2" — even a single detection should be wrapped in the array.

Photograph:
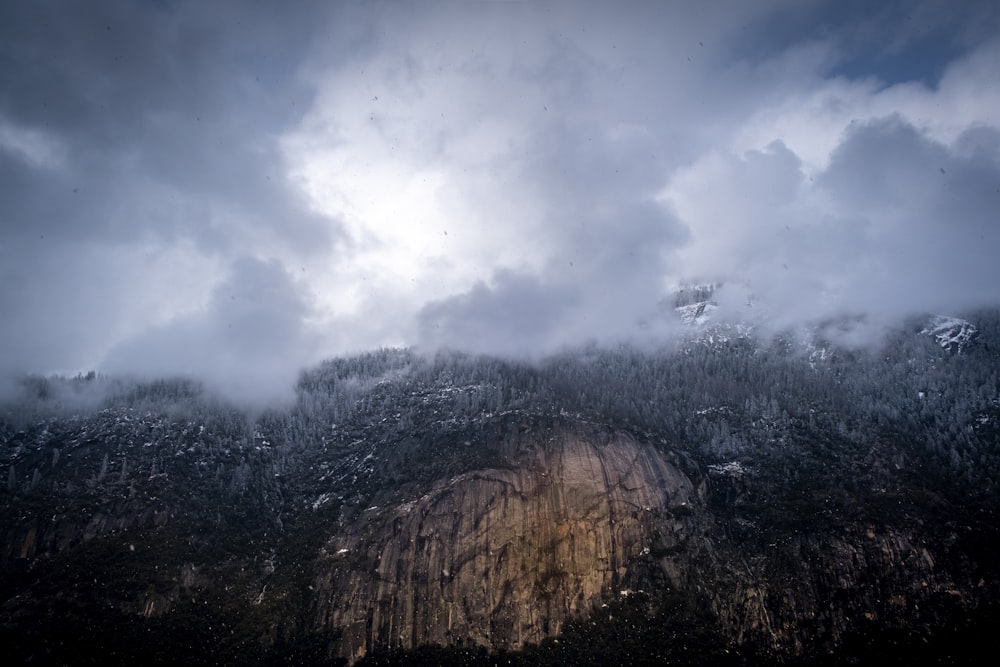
[
  {"x1": 313, "y1": 425, "x2": 699, "y2": 661},
  {"x1": 307, "y1": 422, "x2": 991, "y2": 663}
]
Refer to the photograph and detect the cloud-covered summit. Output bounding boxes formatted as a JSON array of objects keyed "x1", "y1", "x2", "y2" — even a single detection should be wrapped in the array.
[
  {"x1": 2, "y1": 0, "x2": 998, "y2": 398},
  {"x1": 664, "y1": 115, "x2": 1000, "y2": 333}
]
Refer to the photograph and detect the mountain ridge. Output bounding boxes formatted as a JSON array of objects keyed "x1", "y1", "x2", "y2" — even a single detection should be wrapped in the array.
[{"x1": 3, "y1": 310, "x2": 1000, "y2": 664}]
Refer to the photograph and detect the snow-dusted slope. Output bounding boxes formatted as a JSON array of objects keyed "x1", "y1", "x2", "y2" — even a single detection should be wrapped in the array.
[
  {"x1": 670, "y1": 284, "x2": 981, "y2": 357},
  {"x1": 675, "y1": 300, "x2": 718, "y2": 326},
  {"x1": 670, "y1": 284, "x2": 757, "y2": 349},
  {"x1": 920, "y1": 315, "x2": 978, "y2": 353}
]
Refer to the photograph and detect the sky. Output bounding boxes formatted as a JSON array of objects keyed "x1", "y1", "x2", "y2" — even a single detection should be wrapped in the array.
[{"x1": 1, "y1": 0, "x2": 999, "y2": 402}]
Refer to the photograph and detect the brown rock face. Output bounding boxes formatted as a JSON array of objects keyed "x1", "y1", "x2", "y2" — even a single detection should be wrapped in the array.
[{"x1": 313, "y1": 426, "x2": 699, "y2": 661}]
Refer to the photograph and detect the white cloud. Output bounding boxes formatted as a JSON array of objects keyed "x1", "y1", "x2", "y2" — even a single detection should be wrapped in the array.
[
  {"x1": 102, "y1": 257, "x2": 319, "y2": 405},
  {"x1": 3, "y1": 0, "x2": 1000, "y2": 399},
  {"x1": 661, "y1": 110, "x2": 1000, "y2": 334},
  {"x1": 732, "y1": 38, "x2": 1000, "y2": 174},
  {"x1": 278, "y1": 4, "x2": 1000, "y2": 356},
  {"x1": 0, "y1": 116, "x2": 66, "y2": 170}
]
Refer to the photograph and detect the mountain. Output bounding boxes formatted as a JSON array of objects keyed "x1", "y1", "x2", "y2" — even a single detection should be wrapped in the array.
[
  {"x1": 670, "y1": 282, "x2": 980, "y2": 360},
  {"x1": 3, "y1": 312, "x2": 1000, "y2": 665}
]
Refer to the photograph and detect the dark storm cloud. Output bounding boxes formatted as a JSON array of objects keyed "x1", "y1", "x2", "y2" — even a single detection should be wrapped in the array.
[
  {"x1": 736, "y1": 0, "x2": 1000, "y2": 86},
  {"x1": 0, "y1": 0, "x2": 341, "y2": 379},
  {"x1": 816, "y1": 116, "x2": 1000, "y2": 316},
  {"x1": 418, "y1": 271, "x2": 579, "y2": 357},
  {"x1": 0, "y1": 0, "x2": 332, "y2": 249}
]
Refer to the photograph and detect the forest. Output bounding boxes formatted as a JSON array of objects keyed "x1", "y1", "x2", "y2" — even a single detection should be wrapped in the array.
[{"x1": 2, "y1": 309, "x2": 999, "y2": 664}]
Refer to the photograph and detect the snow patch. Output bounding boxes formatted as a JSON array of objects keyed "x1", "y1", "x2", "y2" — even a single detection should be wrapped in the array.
[
  {"x1": 708, "y1": 461, "x2": 749, "y2": 477},
  {"x1": 312, "y1": 492, "x2": 335, "y2": 511},
  {"x1": 921, "y1": 316, "x2": 978, "y2": 353},
  {"x1": 675, "y1": 301, "x2": 717, "y2": 326}
]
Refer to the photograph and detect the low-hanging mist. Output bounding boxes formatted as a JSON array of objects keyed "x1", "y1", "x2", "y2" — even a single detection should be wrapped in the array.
[{"x1": 1, "y1": 0, "x2": 998, "y2": 402}]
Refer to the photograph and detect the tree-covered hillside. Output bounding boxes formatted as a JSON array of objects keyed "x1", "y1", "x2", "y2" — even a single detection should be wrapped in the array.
[{"x1": 2, "y1": 311, "x2": 999, "y2": 664}]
